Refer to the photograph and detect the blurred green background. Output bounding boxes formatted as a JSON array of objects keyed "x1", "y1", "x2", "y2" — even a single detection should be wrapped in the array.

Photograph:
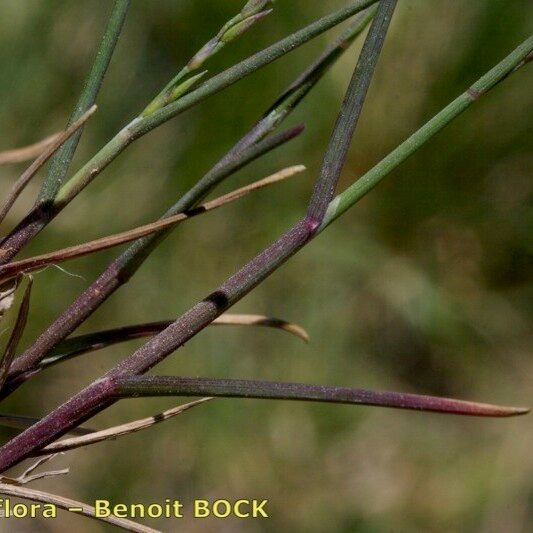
[{"x1": 0, "y1": 1, "x2": 532, "y2": 531}]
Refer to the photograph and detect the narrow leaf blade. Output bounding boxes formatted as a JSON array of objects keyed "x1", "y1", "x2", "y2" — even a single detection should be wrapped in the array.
[
  {"x1": 114, "y1": 376, "x2": 529, "y2": 418},
  {"x1": 0, "y1": 279, "x2": 33, "y2": 389}
]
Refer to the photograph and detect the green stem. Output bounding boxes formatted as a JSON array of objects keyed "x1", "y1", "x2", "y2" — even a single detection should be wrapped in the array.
[
  {"x1": 0, "y1": 32, "x2": 530, "y2": 475},
  {"x1": 322, "y1": 34, "x2": 533, "y2": 228},
  {"x1": 142, "y1": 2, "x2": 273, "y2": 117},
  {"x1": 38, "y1": 0, "x2": 130, "y2": 203},
  {"x1": 308, "y1": 0, "x2": 396, "y2": 222},
  {"x1": 0, "y1": 0, "x2": 375, "y2": 264},
  {"x1": 54, "y1": 0, "x2": 377, "y2": 208}
]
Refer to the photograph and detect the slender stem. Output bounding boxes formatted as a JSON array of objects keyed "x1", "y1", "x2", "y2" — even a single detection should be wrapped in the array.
[
  {"x1": 264, "y1": 5, "x2": 378, "y2": 116},
  {"x1": 56, "y1": 0, "x2": 376, "y2": 208},
  {"x1": 0, "y1": 2, "x2": 392, "y2": 470},
  {"x1": 3, "y1": 128, "x2": 302, "y2": 386},
  {"x1": 0, "y1": 0, "x2": 376, "y2": 263},
  {"x1": 142, "y1": 0, "x2": 273, "y2": 117},
  {"x1": 6, "y1": 8, "x2": 375, "y2": 385},
  {"x1": 322, "y1": 34, "x2": 533, "y2": 227},
  {"x1": 37, "y1": 0, "x2": 130, "y2": 204},
  {"x1": 112, "y1": 376, "x2": 529, "y2": 417},
  {"x1": 105, "y1": 0, "x2": 394, "y2": 378},
  {"x1": 129, "y1": 1, "x2": 379, "y2": 141},
  {"x1": 0, "y1": 378, "x2": 116, "y2": 470},
  {"x1": 307, "y1": 0, "x2": 396, "y2": 222},
  {"x1": 1, "y1": 20, "x2": 528, "y2": 475}
]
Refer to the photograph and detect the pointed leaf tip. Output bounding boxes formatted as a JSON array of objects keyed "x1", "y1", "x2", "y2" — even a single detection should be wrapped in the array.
[
  {"x1": 213, "y1": 314, "x2": 310, "y2": 342},
  {"x1": 222, "y1": 10, "x2": 273, "y2": 44}
]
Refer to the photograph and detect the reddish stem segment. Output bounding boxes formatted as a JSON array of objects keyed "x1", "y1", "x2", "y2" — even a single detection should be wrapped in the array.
[{"x1": 113, "y1": 376, "x2": 529, "y2": 418}]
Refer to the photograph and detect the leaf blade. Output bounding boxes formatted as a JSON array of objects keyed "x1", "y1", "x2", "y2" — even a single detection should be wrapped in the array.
[
  {"x1": 0, "y1": 279, "x2": 32, "y2": 390},
  {"x1": 114, "y1": 376, "x2": 530, "y2": 418}
]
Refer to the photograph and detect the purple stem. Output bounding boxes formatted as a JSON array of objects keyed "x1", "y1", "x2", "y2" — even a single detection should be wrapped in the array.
[
  {"x1": 3, "y1": 6, "x2": 374, "y2": 385},
  {"x1": 3, "y1": 125, "x2": 301, "y2": 390},
  {"x1": 0, "y1": 1, "x2": 395, "y2": 472},
  {"x1": 113, "y1": 376, "x2": 529, "y2": 417}
]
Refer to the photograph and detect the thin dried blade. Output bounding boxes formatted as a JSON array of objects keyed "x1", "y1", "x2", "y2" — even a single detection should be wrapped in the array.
[
  {"x1": 0, "y1": 106, "x2": 97, "y2": 225},
  {"x1": 0, "y1": 165, "x2": 305, "y2": 283},
  {"x1": 39, "y1": 313, "x2": 309, "y2": 369},
  {"x1": 0, "y1": 279, "x2": 19, "y2": 321},
  {"x1": 16, "y1": 454, "x2": 69, "y2": 485},
  {"x1": 0, "y1": 279, "x2": 32, "y2": 389},
  {"x1": 38, "y1": 398, "x2": 211, "y2": 455},
  {"x1": 214, "y1": 313, "x2": 309, "y2": 342},
  {"x1": 17, "y1": 468, "x2": 70, "y2": 485},
  {"x1": 0, "y1": 134, "x2": 60, "y2": 165}
]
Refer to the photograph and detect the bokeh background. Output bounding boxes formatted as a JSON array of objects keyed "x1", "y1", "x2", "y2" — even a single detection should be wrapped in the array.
[{"x1": 0, "y1": 1, "x2": 531, "y2": 531}]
